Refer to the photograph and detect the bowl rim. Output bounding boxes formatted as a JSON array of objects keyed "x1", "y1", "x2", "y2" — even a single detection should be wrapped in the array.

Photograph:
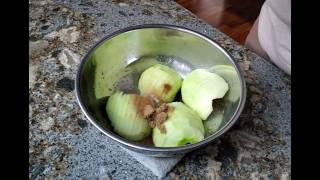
[{"x1": 75, "y1": 24, "x2": 247, "y2": 153}]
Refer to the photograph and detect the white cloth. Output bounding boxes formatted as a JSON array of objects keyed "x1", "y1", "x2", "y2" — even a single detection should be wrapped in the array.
[
  {"x1": 122, "y1": 147, "x2": 184, "y2": 178},
  {"x1": 258, "y1": 0, "x2": 291, "y2": 75}
]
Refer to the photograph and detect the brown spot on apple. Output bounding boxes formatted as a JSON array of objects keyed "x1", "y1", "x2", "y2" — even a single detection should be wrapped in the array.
[{"x1": 163, "y1": 83, "x2": 172, "y2": 94}]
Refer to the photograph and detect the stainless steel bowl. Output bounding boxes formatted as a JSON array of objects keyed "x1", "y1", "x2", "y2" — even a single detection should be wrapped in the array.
[{"x1": 75, "y1": 24, "x2": 246, "y2": 157}]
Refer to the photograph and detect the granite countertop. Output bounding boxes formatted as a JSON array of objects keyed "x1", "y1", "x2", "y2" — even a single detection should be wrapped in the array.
[{"x1": 29, "y1": 0, "x2": 291, "y2": 179}]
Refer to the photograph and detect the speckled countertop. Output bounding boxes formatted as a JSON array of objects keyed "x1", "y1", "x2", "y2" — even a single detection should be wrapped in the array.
[{"x1": 29, "y1": 0, "x2": 291, "y2": 179}]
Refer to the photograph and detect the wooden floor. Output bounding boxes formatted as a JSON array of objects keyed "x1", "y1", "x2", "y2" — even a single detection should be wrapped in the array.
[{"x1": 176, "y1": 0, "x2": 265, "y2": 44}]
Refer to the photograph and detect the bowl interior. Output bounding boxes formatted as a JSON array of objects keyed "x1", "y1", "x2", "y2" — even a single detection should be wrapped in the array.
[{"x1": 78, "y1": 26, "x2": 243, "y2": 148}]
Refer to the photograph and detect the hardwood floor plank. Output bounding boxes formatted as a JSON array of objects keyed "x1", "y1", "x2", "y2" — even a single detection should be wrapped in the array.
[{"x1": 176, "y1": 0, "x2": 264, "y2": 44}]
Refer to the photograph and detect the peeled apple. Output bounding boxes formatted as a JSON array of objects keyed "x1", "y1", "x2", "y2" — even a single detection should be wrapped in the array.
[
  {"x1": 181, "y1": 69, "x2": 229, "y2": 120},
  {"x1": 152, "y1": 102, "x2": 205, "y2": 147},
  {"x1": 203, "y1": 99, "x2": 225, "y2": 136},
  {"x1": 210, "y1": 65, "x2": 241, "y2": 102},
  {"x1": 106, "y1": 91, "x2": 151, "y2": 141},
  {"x1": 204, "y1": 113, "x2": 223, "y2": 136},
  {"x1": 138, "y1": 64, "x2": 182, "y2": 102}
]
